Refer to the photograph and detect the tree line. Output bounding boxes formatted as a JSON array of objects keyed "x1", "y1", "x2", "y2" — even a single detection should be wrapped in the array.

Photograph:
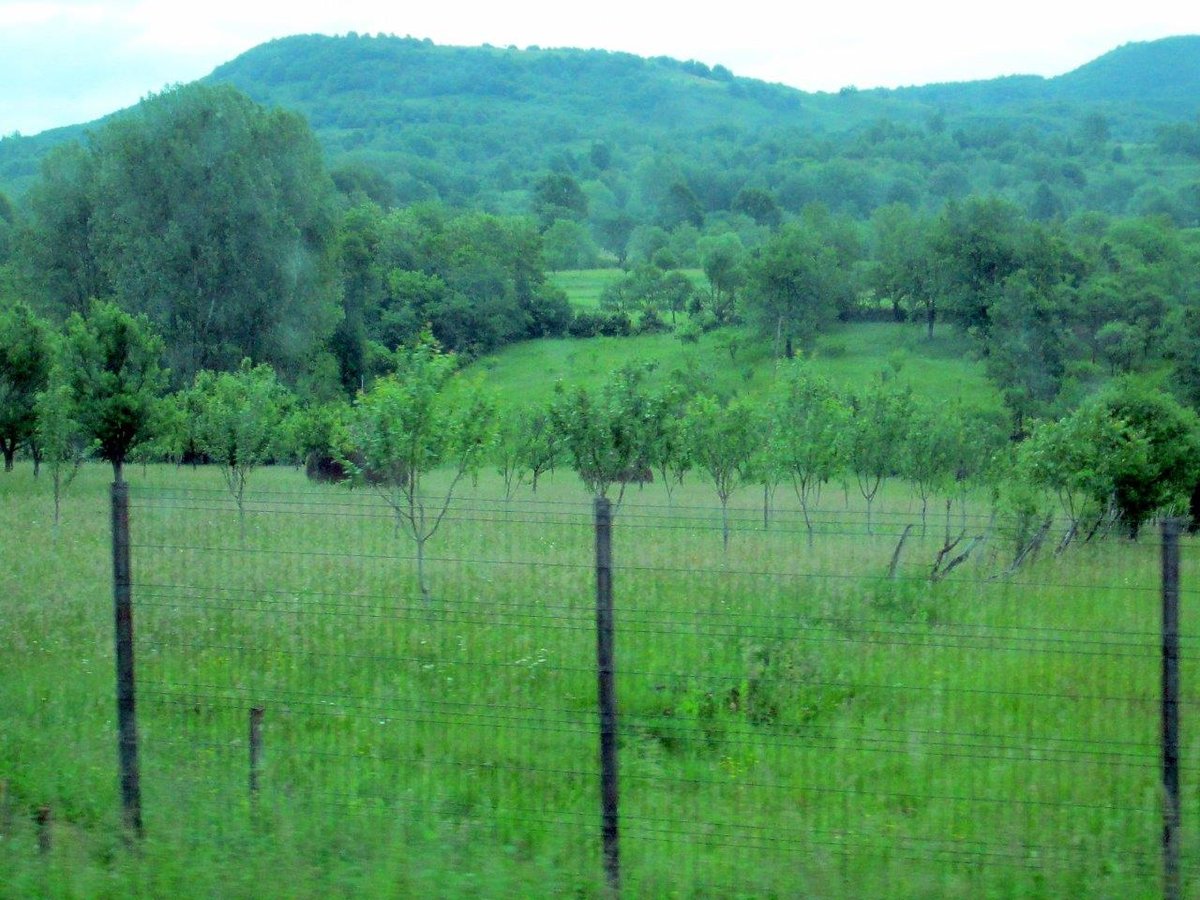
[
  {"x1": 5, "y1": 299, "x2": 1197, "y2": 581},
  {"x1": 1, "y1": 82, "x2": 1199, "y2": 442}
]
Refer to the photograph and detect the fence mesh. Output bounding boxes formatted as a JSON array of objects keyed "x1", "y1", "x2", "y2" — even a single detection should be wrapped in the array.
[{"x1": 127, "y1": 482, "x2": 1199, "y2": 896}]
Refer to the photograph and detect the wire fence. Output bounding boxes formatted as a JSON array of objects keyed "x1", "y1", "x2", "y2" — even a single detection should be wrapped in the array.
[{"x1": 119, "y1": 482, "x2": 1198, "y2": 897}]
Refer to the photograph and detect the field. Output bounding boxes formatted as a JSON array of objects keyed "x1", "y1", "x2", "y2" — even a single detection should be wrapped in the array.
[
  {"x1": 2, "y1": 460, "x2": 1197, "y2": 898},
  {"x1": 470, "y1": 320, "x2": 1002, "y2": 412}
]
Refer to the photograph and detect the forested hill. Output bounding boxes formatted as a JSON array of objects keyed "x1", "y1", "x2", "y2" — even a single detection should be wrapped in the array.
[{"x1": 2, "y1": 33, "x2": 1200, "y2": 225}]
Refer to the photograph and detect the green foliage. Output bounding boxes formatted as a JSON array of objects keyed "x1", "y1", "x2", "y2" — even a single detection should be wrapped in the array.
[
  {"x1": 768, "y1": 362, "x2": 849, "y2": 539},
  {"x1": 684, "y1": 393, "x2": 760, "y2": 548},
  {"x1": 192, "y1": 360, "x2": 293, "y2": 520},
  {"x1": 0, "y1": 301, "x2": 52, "y2": 470},
  {"x1": 61, "y1": 300, "x2": 167, "y2": 481},
  {"x1": 744, "y1": 224, "x2": 848, "y2": 356},
  {"x1": 1168, "y1": 305, "x2": 1200, "y2": 411},
  {"x1": 549, "y1": 364, "x2": 660, "y2": 501},
  {"x1": 23, "y1": 84, "x2": 342, "y2": 384},
  {"x1": 846, "y1": 373, "x2": 914, "y2": 532},
  {"x1": 34, "y1": 375, "x2": 88, "y2": 525},
  {"x1": 531, "y1": 172, "x2": 588, "y2": 229},
  {"x1": 1095, "y1": 379, "x2": 1200, "y2": 535},
  {"x1": 1017, "y1": 402, "x2": 1145, "y2": 532},
  {"x1": 492, "y1": 406, "x2": 562, "y2": 499},
  {"x1": 362, "y1": 204, "x2": 571, "y2": 359},
  {"x1": 347, "y1": 332, "x2": 496, "y2": 597}
]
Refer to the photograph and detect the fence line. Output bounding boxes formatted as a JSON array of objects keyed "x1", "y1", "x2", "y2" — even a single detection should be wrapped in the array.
[{"x1": 114, "y1": 483, "x2": 1194, "y2": 896}]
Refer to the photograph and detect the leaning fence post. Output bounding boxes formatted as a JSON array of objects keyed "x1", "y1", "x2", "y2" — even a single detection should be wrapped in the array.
[
  {"x1": 1161, "y1": 517, "x2": 1182, "y2": 900},
  {"x1": 594, "y1": 496, "x2": 620, "y2": 896},
  {"x1": 111, "y1": 480, "x2": 143, "y2": 837},
  {"x1": 249, "y1": 706, "x2": 265, "y2": 801}
]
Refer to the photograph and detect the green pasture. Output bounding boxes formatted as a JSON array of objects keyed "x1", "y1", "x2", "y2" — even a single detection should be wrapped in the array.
[
  {"x1": 547, "y1": 269, "x2": 706, "y2": 310},
  {"x1": 1, "y1": 462, "x2": 1196, "y2": 897},
  {"x1": 470, "y1": 321, "x2": 1002, "y2": 412}
]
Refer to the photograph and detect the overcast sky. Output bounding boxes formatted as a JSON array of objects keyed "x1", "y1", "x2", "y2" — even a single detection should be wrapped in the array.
[{"x1": 2, "y1": 0, "x2": 1198, "y2": 137}]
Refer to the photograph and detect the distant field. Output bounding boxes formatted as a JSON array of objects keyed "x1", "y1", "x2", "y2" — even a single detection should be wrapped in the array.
[
  {"x1": 469, "y1": 320, "x2": 1003, "y2": 412},
  {"x1": 547, "y1": 269, "x2": 623, "y2": 309},
  {"x1": 548, "y1": 268, "x2": 706, "y2": 309}
]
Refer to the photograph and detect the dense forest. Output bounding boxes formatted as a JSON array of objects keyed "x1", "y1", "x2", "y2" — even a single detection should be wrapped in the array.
[{"x1": 1, "y1": 32, "x2": 1199, "y2": 534}]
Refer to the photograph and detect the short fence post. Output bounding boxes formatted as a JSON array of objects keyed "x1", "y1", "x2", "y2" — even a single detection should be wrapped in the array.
[
  {"x1": 1161, "y1": 518, "x2": 1182, "y2": 900},
  {"x1": 111, "y1": 480, "x2": 143, "y2": 837},
  {"x1": 594, "y1": 496, "x2": 620, "y2": 896},
  {"x1": 249, "y1": 706, "x2": 265, "y2": 801},
  {"x1": 35, "y1": 806, "x2": 51, "y2": 856}
]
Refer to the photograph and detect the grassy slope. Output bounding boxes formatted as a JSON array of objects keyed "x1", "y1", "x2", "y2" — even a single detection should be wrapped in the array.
[
  {"x1": 473, "y1": 321, "x2": 1002, "y2": 412},
  {"x1": 518, "y1": 269, "x2": 1004, "y2": 412}
]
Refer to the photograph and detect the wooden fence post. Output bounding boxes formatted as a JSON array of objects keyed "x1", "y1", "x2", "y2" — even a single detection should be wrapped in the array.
[
  {"x1": 594, "y1": 496, "x2": 620, "y2": 896},
  {"x1": 111, "y1": 480, "x2": 143, "y2": 837}
]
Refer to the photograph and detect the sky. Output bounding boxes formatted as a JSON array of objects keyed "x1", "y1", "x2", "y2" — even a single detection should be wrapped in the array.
[{"x1": 2, "y1": 0, "x2": 1198, "y2": 137}]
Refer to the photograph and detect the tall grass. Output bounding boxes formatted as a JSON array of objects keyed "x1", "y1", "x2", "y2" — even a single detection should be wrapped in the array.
[{"x1": 1, "y1": 462, "x2": 1195, "y2": 897}]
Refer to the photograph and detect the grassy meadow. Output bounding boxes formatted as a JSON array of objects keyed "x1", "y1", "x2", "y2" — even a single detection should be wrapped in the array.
[
  {"x1": 470, "y1": 321, "x2": 1002, "y2": 413},
  {"x1": 2, "y1": 458, "x2": 1197, "y2": 898}
]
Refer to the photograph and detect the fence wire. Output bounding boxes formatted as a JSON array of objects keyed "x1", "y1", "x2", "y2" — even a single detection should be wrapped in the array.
[{"x1": 126, "y1": 483, "x2": 1198, "y2": 896}]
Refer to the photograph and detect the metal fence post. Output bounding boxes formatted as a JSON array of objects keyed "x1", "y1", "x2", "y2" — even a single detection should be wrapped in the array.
[
  {"x1": 594, "y1": 496, "x2": 620, "y2": 896},
  {"x1": 1161, "y1": 517, "x2": 1182, "y2": 900},
  {"x1": 111, "y1": 480, "x2": 143, "y2": 837}
]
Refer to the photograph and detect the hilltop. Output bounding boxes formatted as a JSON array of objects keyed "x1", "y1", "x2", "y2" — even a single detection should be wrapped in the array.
[{"x1": 2, "y1": 34, "x2": 1199, "y2": 226}]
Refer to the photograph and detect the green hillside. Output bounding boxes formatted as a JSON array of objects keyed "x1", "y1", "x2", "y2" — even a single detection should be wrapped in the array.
[{"x1": 3, "y1": 33, "x2": 1200, "y2": 228}]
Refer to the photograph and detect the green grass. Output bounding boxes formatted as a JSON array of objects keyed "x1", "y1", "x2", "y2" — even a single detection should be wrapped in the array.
[
  {"x1": 547, "y1": 269, "x2": 624, "y2": 309},
  {"x1": 2, "y1": 462, "x2": 1196, "y2": 897},
  {"x1": 470, "y1": 321, "x2": 1002, "y2": 412},
  {"x1": 548, "y1": 268, "x2": 706, "y2": 310}
]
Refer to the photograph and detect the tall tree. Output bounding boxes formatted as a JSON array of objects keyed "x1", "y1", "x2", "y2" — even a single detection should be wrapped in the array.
[
  {"x1": 743, "y1": 224, "x2": 847, "y2": 358},
  {"x1": 23, "y1": 83, "x2": 342, "y2": 384}
]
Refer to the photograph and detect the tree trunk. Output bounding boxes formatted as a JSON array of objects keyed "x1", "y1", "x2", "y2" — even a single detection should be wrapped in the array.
[
  {"x1": 926, "y1": 302, "x2": 935, "y2": 340},
  {"x1": 1, "y1": 444, "x2": 13, "y2": 472},
  {"x1": 416, "y1": 537, "x2": 430, "y2": 602},
  {"x1": 721, "y1": 499, "x2": 730, "y2": 553}
]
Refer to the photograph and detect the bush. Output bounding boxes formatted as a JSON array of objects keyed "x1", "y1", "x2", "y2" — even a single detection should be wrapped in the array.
[{"x1": 567, "y1": 310, "x2": 633, "y2": 338}]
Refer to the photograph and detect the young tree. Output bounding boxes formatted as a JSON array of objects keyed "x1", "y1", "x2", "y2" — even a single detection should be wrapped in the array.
[
  {"x1": 1017, "y1": 403, "x2": 1146, "y2": 549},
  {"x1": 645, "y1": 385, "x2": 691, "y2": 505},
  {"x1": 549, "y1": 365, "x2": 659, "y2": 505},
  {"x1": 192, "y1": 360, "x2": 293, "y2": 536},
  {"x1": 1097, "y1": 379, "x2": 1200, "y2": 536},
  {"x1": 61, "y1": 300, "x2": 167, "y2": 483},
  {"x1": 846, "y1": 374, "x2": 913, "y2": 534},
  {"x1": 520, "y1": 406, "x2": 562, "y2": 494},
  {"x1": 769, "y1": 362, "x2": 849, "y2": 544},
  {"x1": 0, "y1": 302, "x2": 53, "y2": 472},
  {"x1": 684, "y1": 394, "x2": 758, "y2": 551},
  {"x1": 902, "y1": 402, "x2": 960, "y2": 533},
  {"x1": 35, "y1": 377, "x2": 89, "y2": 528},
  {"x1": 348, "y1": 333, "x2": 495, "y2": 600}
]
